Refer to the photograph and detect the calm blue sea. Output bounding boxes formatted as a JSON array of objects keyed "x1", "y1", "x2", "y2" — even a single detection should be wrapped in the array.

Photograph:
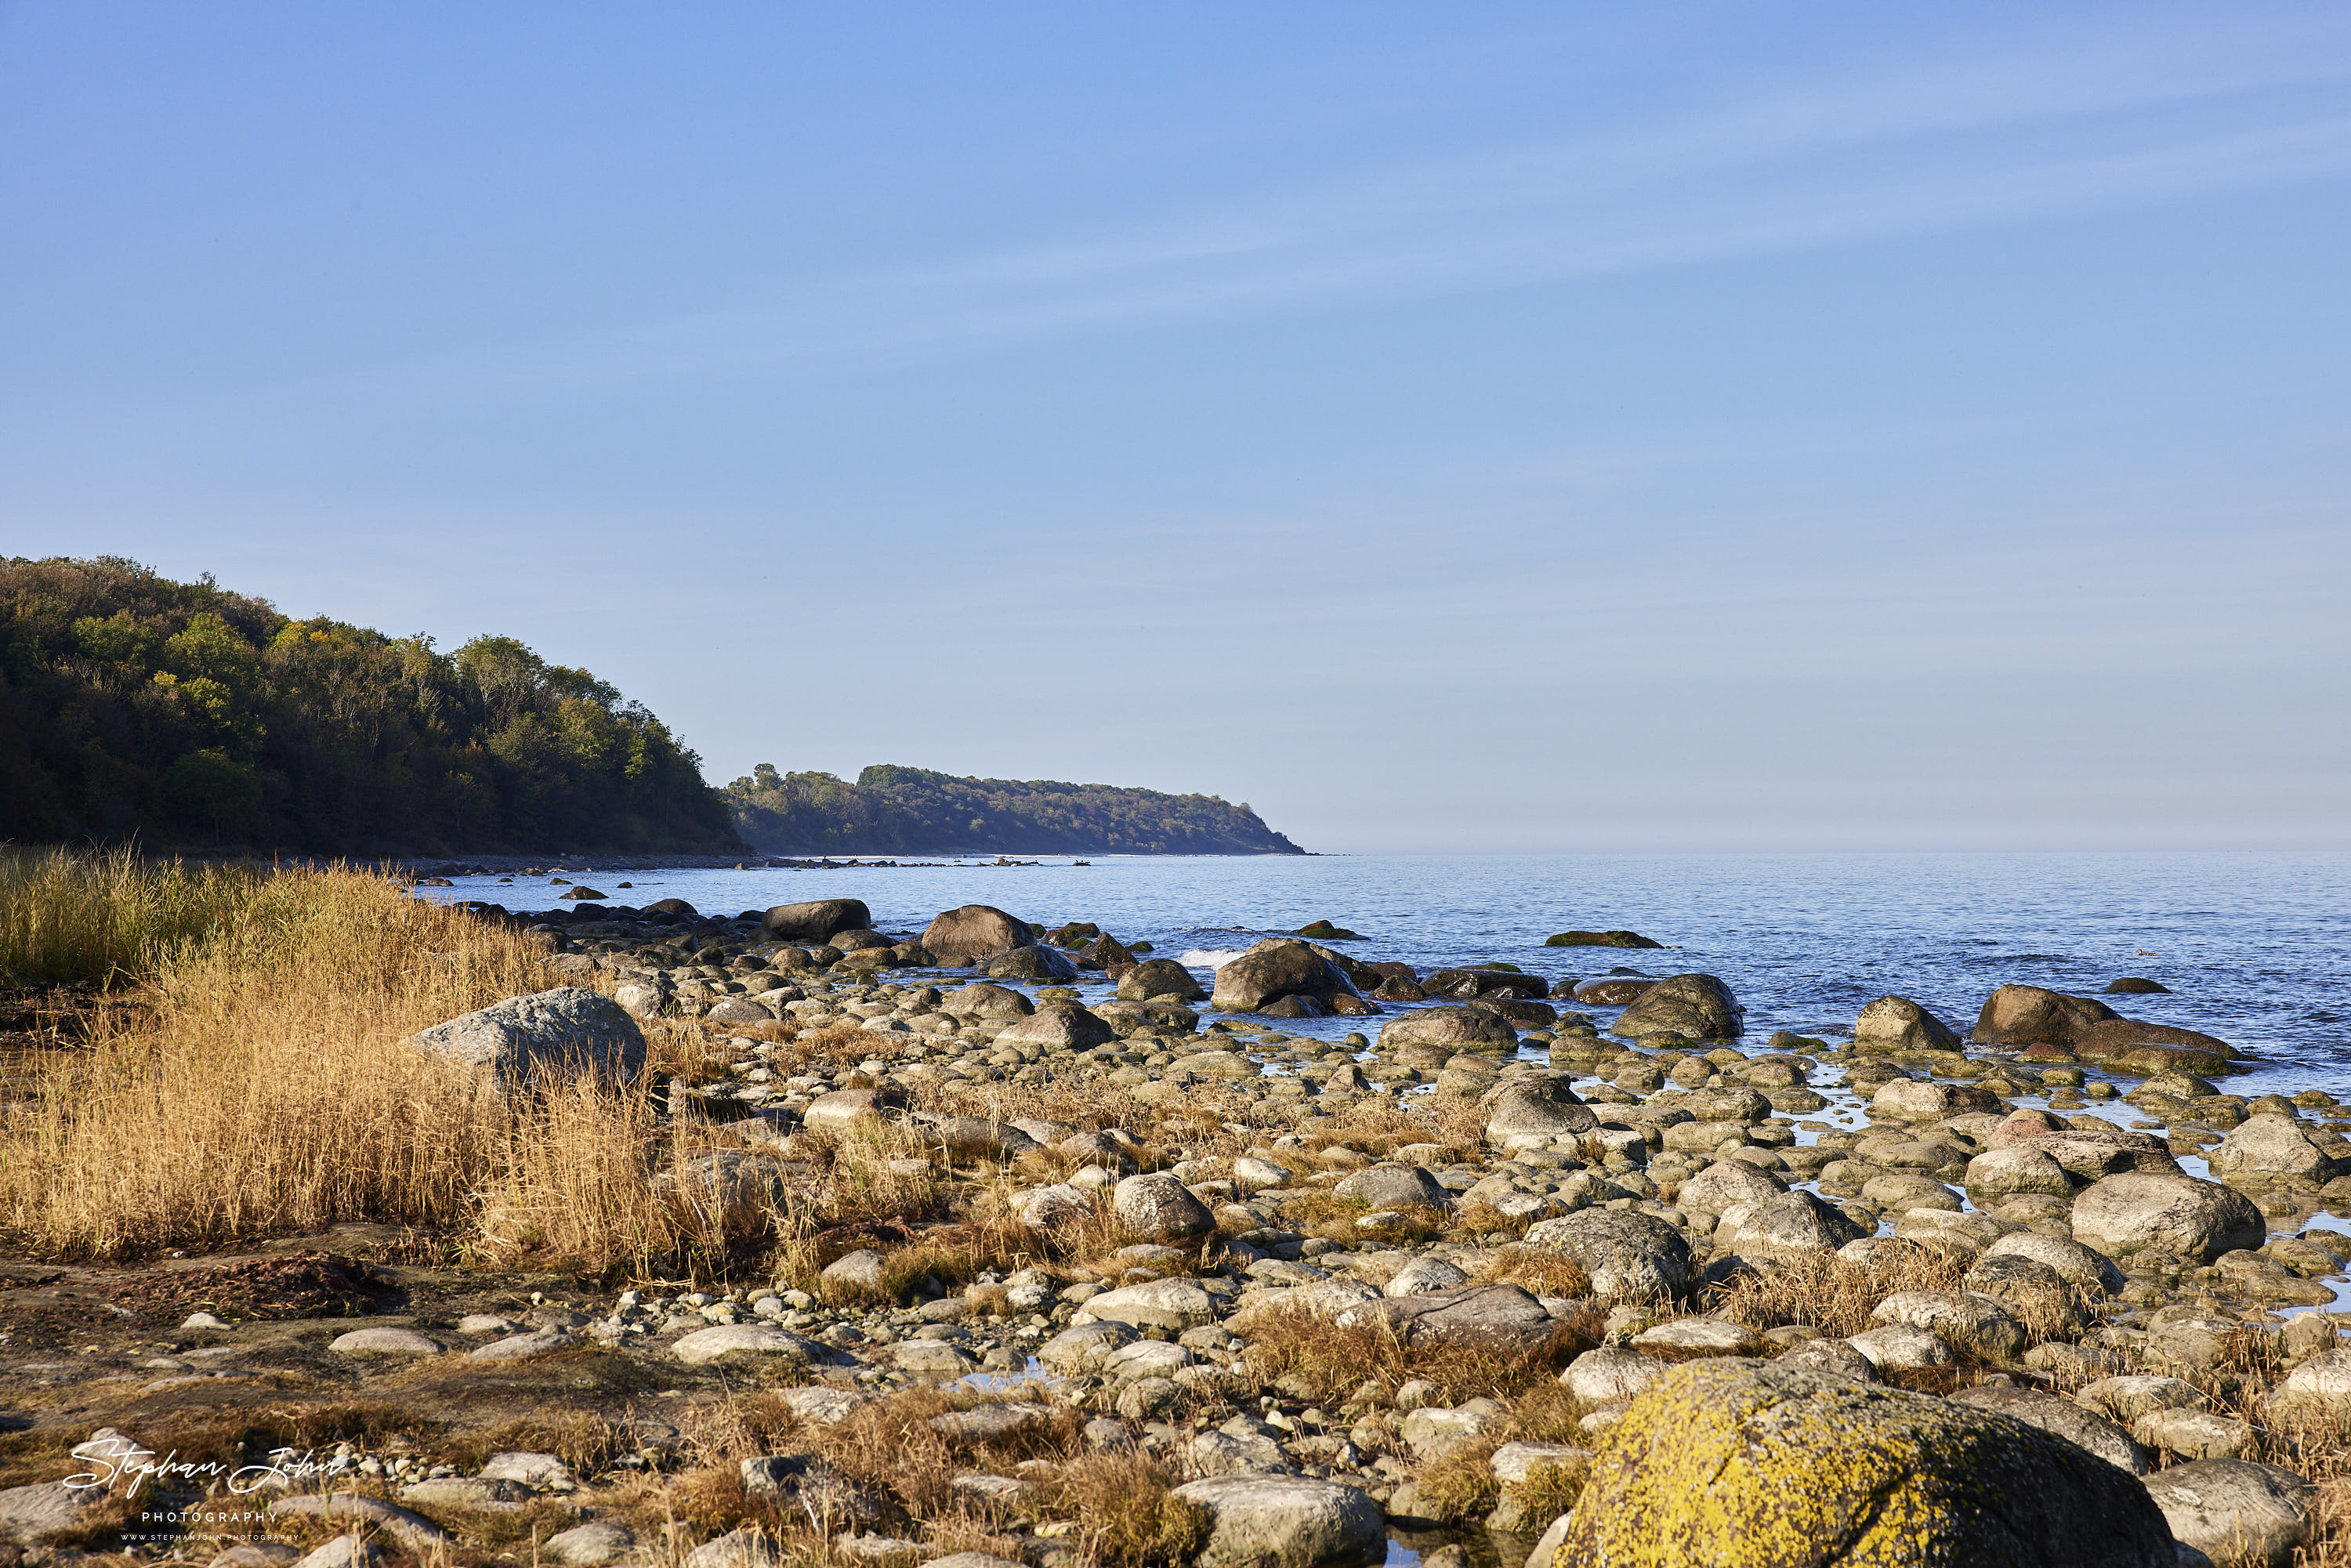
[{"x1": 418, "y1": 852, "x2": 2351, "y2": 1096}]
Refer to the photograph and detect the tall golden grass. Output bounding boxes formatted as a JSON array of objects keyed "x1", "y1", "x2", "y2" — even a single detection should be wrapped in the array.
[
  {"x1": 0, "y1": 853, "x2": 708, "y2": 1269},
  {"x1": 0, "y1": 845, "x2": 266, "y2": 987}
]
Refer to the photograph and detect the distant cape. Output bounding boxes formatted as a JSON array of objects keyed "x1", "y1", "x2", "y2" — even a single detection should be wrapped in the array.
[{"x1": 721, "y1": 764, "x2": 1307, "y2": 856}]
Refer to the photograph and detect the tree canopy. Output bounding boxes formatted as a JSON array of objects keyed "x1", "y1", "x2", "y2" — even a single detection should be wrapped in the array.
[
  {"x1": 723, "y1": 763, "x2": 1306, "y2": 855},
  {"x1": 0, "y1": 557, "x2": 741, "y2": 856}
]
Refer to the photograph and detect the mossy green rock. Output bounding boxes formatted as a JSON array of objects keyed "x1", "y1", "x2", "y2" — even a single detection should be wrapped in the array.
[{"x1": 1556, "y1": 1359, "x2": 2174, "y2": 1567}]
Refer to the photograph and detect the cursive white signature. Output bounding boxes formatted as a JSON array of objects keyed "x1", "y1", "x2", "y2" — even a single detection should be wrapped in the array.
[{"x1": 67, "y1": 1433, "x2": 342, "y2": 1497}]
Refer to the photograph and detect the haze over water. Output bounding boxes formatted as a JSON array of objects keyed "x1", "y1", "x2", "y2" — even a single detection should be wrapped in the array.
[{"x1": 423, "y1": 851, "x2": 2351, "y2": 1097}]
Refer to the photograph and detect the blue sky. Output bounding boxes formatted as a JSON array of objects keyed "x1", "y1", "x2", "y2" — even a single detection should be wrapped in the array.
[{"x1": 5, "y1": 3, "x2": 2347, "y2": 852}]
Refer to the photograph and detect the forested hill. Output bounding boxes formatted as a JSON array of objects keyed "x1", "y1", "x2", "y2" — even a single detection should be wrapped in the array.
[
  {"x1": 723, "y1": 765, "x2": 1308, "y2": 856},
  {"x1": 0, "y1": 557, "x2": 741, "y2": 856}
]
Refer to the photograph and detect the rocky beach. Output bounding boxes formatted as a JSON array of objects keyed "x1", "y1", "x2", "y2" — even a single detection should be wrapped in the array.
[{"x1": 5, "y1": 866, "x2": 2349, "y2": 1568}]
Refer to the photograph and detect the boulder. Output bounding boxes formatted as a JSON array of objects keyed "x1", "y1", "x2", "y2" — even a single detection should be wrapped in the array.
[
  {"x1": 1481, "y1": 1073, "x2": 1599, "y2": 1146},
  {"x1": 1523, "y1": 1210, "x2": 1691, "y2": 1299},
  {"x1": 671, "y1": 1325, "x2": 829, "y2": 1366},
  {"x1": 1383, "y1": 1255, "x2": 1469, "y2": 1298},
  {"x1": 2068, "y1": 1018, "x2": 2237, "y2": 1070},
  {"x1": 1343, "y1": 1282, "x2": 1556, "y2": 1353},
  {"x1": 1948, "y1": 1385, "x2": 2147, "y2": 1474},
  {"x1": 1991, "y1": 1120, "x2": 2182, "y2": 1181},
  {"x1": 1561, "y1": 1346, "x2": 1668, "y2": 1405},
  {"x1": 1777, "y1": 1338, "x2": 1879, "y2": 1382},
  {"x1": 1983, "y1": 1232, "x2": 2126, "y2": 1295},
  {"x1": 909, "y1": 1114, "x2": 1038, "y2": 1161},
  {"x1": 1423, "y1": 967, "x2": 1549, "y2": 1000},
  {"x1": 1722, "y1": 1190, "x2": 1866, "y2": 1261},
  {"x1": 1167, "y1": 1475, "x2": 1383, "y2": 1568},
  {"x1": 1868, "y1": 1291, "x2": 2026, "y2": 1361},
  {"x1": 2070, "y1": 1172, "x2": 2266, "y2": 1263},
  {"x1": 987, "y1": 945, "x2": 1082, "y2": 982},
  {"x1": 1013, "y1": 1184, "x2": 1092, "y2": 1233},
  {"x1": 802, "y1": 1088, "x2": 893, "y2": 1134},
  {"x1": 1608, "y1": 974, "x2": 1741, "y2": 1041},
  {"x1": 1555, "y1": 1359, "x2": 2174, "y2": 1568},
  {"x1": 1675, "y1": 1160, "x2": 1787, "y2": 1215},
  {"x1": 1376, "y1": 1007, "x2": 1517, "y2": 1052},
  {"x1": 1117, "y1": 958, "x2": 1207, "y2": 1002},
  {"x1": 939, "y1": 983, "x2": 1034, "y2": 1019},
  {"x1": 2211, "y1": 1115, "x2": 2346, "y2": 1182},
  {"x1": 2266, "y1": 1349, "x2": 2351, "y2": 1414},
  {"x1": 2142, "y1": 1460, "x2": 2313, "y2": 1568},
  {"x1": 1965, "y1": 1148, "x2": 2078, "y2": 1204},
  {"x1": 994, "y1": 1004, "x2": 1117, "y2": 1051},
  {"x1": 762, "y1": 899, "x2": 871, "y2": 943},
  {"x1": 920, "y1": 905, "x2": 1036, "y2": 961},
  {"x1": 2106, "y1": 977, "x2": 2171, "y2": 994},
  {"x1": 1853, "y1": 995, "x2": 1964, "y2": 1053},
  {"x1": 1208, "y1": 940, "x2": 1357, "y2": 1014},
  {"x1": 1971, "y1": 983, "x2": 2121, "y2": 1047},
  {"x1": 1082, "y1": 1279, "x2": 1215, "y2": 1332},
  {"x1": 1111, "y1": 1174, "x2": 1215, "y2": 1241},
  {"x1": 412, "y1": 987, "x2": 645, "y2": 1090},
  {"x1": 1545, "y1": 929, "x2": 1663, "y2": 948},
  {"x1": 1332, "y1": 1164, "x2": 1451, "y2": 1210},
  {"x1": 1871, "y1": 1079, "x2": 2002, "y2": 1122}
]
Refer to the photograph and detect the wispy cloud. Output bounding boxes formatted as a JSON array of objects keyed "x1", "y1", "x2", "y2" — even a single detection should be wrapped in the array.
[{"x1": 375, "y1": 20, "x2": 2351, "y2": 398}]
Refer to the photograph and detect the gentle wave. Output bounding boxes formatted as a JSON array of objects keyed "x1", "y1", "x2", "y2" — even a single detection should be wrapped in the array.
[{"x1": 1179, "y1": 949, "x2": 1245, "y2": 971}]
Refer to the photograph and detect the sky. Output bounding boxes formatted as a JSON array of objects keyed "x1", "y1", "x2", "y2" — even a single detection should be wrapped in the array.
[{"x1": 3, "y1": 2, "x2": 2348, "y2": 853}]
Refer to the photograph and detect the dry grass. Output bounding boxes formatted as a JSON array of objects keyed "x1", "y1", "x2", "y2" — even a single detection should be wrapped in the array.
[
  {"x1": 0, "y1": 861, "x2": 760, "y2": 1275},
  {"x1": 0, "y1": 844, "x2": 270, "y2": 987},
  {"x1": 1711, "y1": 1243, "x2": 1972, "y2": 1338}
]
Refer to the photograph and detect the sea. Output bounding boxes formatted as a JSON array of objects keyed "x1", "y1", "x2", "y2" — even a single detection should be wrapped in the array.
[{"x1": 415, "y1": 851, "x2": 2351, "y2": 1099}]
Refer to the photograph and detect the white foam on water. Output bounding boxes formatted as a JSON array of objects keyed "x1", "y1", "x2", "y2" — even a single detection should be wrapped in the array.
[{"x1": 1180, "y1": 948, "x2": 1244, "y2": 971}]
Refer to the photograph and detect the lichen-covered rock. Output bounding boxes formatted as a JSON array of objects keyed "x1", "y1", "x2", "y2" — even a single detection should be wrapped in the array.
[
  {"x1": 1722, "y1": 1190, "x2": 1866, "y2": 1262},
  {"x1": 1555, "y1": 1359, "x2": 2175, "y2": 1567},
  {"x1": 1332, "y1": 1163, "x2": 1451, "y2": 1209},
  {"x1": 1868, "y1": 1291, "x2": 2026, "y2": 1361},
  {"x1": 1853, "y1": 995, "x2": 1963, "y2": 1053},
  {"x1": 994, "y1": 1003, "x2": 1116, "y2": 1050},
  {"x1": 1675, "y1": 1160, "x2": 1788, "y2": 1215},
  {"x1": 1608, "y1": 974, "x2": 1741, "y2": 1041},
  {"x1": 2070, "y1": 1172, "x2": 2265, "y2": 1264},
  {"x1": 413, "y1": 987, "x2": 645, "y2": 1090}
]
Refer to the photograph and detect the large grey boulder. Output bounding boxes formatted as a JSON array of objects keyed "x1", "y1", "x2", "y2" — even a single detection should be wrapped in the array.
[
  {"x1": 1523, "y1": 1209, "x2": 1691, "y2": 1298},
  {"x1": 1209, "y1": 940, "x2": 1357, "y2": 1014},
  {"x1": 1168, "y1": 1475, "x2": 1382, "y2": 1568},
  {"x1": 994, "y1": 1003, "x2": 1116, "y2": 1051},
  {"x1": 1560, "y1": 1345, "x2": 1668, "y2": 1404},
  {"x1": 1556, "y1": 1360, "x2": 2174, "y2": 1568},
  {"x1": 1332, "y1": 1163, "x2": 1451, "y2": 1209},
  {"x1": 939, "y1": 982, "x2": 1034, "y2": 1019},
  {"x1": 1869, "y1": 1291, "x2": 2026, "y2": 1360},
  {"x1": 2142, "y1": 1460, "x2": 2313, "y2": 1568},
  {"x1": 1608, "y1": 974, "x2": 1741, "y2": 1041},
  {"x1": 1117, "y1": 958, "x2": 1207, "y2": 1001},
  {"x1": 1675, "y1": 1160, "x2": 1787, "y2": 1215},
  {"x1": 1481, "y1": 1073, "x2": 1599, "y2": 1146},
  {"x1": 1111, "y1": 1173, "x2": 1215, "y2": 1241},
  {"x1": 1853, "y1": 994, "x2": 1964, "y2": 1052},
  {"x1": 1376, "y1": 1007, "x2": 1517, "y2": 1052},
  {"x1": 921, "y1": 905, "x2": 1036, "y2": 961},
  {"x1": 1965, "y1": 1148, "x2": 2077, "y2": 1204},
  {"x1": 1983, "y1": 1232, "x2": 2125, "y2": 1294},
  {"x1": 988, "y1": 944, "x2": 1082, "y2": 982},
  {"x1": 2070, "y1": 1172, "x2": 2265, "y2": 1264},
  {"x1": 1721, "y1": 1190, "x2": 1865, "y2": 1261},
  {"x1": 761, "y1": 898, "x2": 871, "y2": 943},
  {"x1": 412, "y1": 987, "x2": 644, "y2": 1090},
  {"x1": 2211, "y1": 1114, "x2": 2347, "y2": 1182},
  {"x1": 1342, "y1": 1282, "x2": 1555, "y2": 1353}
]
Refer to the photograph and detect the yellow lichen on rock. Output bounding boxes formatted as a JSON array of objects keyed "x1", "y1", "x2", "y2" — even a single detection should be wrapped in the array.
[{"x1": 1554, "y1": 1359, "x2": 2173, "y2": 1568}]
